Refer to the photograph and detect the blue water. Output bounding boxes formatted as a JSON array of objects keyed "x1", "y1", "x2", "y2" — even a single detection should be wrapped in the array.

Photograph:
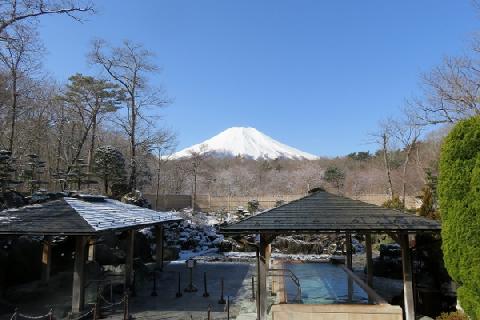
[{"x1": 284, "y1": 263, "x2": 370, "y2": 304}]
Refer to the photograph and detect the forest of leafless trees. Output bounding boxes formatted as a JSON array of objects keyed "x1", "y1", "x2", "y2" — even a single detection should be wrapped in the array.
[{"x1": 0, "y1": 0, "x2": 478, "y2": 210}]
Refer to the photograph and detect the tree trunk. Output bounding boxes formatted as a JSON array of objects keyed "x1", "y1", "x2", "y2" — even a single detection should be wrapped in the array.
[
  {"x1": 87, "y1": 114, "x2": 97, "y2": 174},
  {"x1": 8, "y1": 74, "x2": 17, "y2": 153},
  {"x1": 128, "y1": 95, "x2": 137, "y2": 192},
  {"x1": 402, "y1": 142, "x2": 416, "y2": 208},
  {"x1": 104, "y1": 176, "x2": 109, "y2": 195},
  {"x1": 191, "y1": 169, "x2": 197, "y2": 213},
  {"x1": 382, "y1": 133, "x2": 394, "y2": 199},
  {"x1": 155, "y1": 160, "x2": 161, "y2": 210}
]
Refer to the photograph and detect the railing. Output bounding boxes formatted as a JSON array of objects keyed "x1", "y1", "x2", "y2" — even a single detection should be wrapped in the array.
[{"x1": 268, "y1": 268, "x2": 302, "y2": 303}]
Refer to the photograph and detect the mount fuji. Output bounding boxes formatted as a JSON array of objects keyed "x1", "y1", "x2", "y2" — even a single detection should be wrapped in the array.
[{"x1": 171, "y1": 127, "x2": 318, "y2": 160}]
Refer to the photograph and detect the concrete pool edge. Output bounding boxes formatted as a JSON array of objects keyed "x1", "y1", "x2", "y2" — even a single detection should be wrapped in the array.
[
  {"x1": 270, "y1": 304, "x2": 403, "y2": 320},
  {"x1": 269, "y1": 261, "x2": 403, "y2": 320}
]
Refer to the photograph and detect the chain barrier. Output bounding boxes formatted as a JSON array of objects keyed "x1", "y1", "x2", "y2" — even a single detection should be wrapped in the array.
[
  {"x1": 10, "y1": 308, "x2": 53, "y2": 320},
  {"x1": 98, "y1": 292, "x2": 126, "y2": 311},
  {"x1": 69, "y1": 308, "x2": 94, "y2": 320}
]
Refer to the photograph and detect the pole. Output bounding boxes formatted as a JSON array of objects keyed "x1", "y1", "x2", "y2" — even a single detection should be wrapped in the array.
[
  {"x1": 151, "y1": 270, "x2": 157, "y2": 296},
  {"x1": 251, "y1": 276, "x2": 255, "y2": 300},
  {"x1": 176, "y1": 272, "x2": 182, "y2": 298},
  {"x1": 218, "y1": 277, "x2": 226, "y2": 304},
  {"x1": 227, "y1": 296, "x2": 230, "y2": 320},
  {"x1": 203, "y1": 272, "x2": 210, "y2": 297}
]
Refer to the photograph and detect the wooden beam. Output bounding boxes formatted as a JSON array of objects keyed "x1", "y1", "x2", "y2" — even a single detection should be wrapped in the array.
[
  {"x1": 125, "y1": 230, "x2": 135, "y2": 289},
  {"x1": 41, "y1": 236, "x2": 52, "y2": 283},
  {"x1": 72, "y1": 236, "x2": 87, "y2": 313},
  {"x1": 400, "y1": 233, "x2": 415, "y2": 320},
  {"x1": 341, "y1": 266, "x2": 387, "y2": 304},
  {"x1": 155, "y1": 225, "x2": 164, "y2": 270},
  {"x1": 257, "y1": 233, "x2": 273, "y2": 320}
]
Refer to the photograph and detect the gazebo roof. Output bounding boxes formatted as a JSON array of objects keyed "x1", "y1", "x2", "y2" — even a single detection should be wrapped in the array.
[
  {"x1": 221, "y1": 191, "x2": 441, "y2": 234},
  {"x1": 0, "y1": 196, "x2": 182, "y2": 236}
]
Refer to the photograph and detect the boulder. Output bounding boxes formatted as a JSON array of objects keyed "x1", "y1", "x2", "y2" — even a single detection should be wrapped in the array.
[
  {"x1": 163, "y1": 246, "x2": 180, "y2": 261},
  {"x1": 95, "y1": 244, "x2": 125, "y2": 266}
]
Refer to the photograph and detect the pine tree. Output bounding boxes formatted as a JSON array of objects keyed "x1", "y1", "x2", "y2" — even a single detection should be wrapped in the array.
[{"x1": 94, "y1": 146, "x2": 126, "y2": 195}]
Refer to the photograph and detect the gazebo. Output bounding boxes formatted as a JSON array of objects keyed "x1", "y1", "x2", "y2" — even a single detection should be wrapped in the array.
[
  {"x1": 0, "y1": 195, "x2": 182, "y2": 313},
  {"x1": 221, "y1": 190, "x2": 441, "y2": 320}
]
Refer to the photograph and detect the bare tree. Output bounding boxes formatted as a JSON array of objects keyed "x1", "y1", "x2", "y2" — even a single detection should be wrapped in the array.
[
  {"x1": 391, "y1": 115, "x2": 422, "y2": 207},
  {"x1": 149, "y1": 129, "x2": 177, "y2": 210},
  {"x1": 409, "y1": 52, "x2": 480, "y2": 125},
  {"x1": 0, "y1": 24, "x2": 42, "y2": 154},
  {"x1": 371, "y1": 120, "x2": 395, "y2": 200},
  {"x1": 0, "y1": 0, "x2": 94, "y2": 41},
  {"x1": 188, "y1": 144, "x2": 209, "y2": 213},
  {"x1": 90, "y1": 39, "x2": 169, "y2": 192}
]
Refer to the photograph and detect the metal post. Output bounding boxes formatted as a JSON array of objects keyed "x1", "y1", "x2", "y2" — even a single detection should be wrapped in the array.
[
  {"x1": 151, "y1": 270, "x2": 157, "y2": 296},
  {"x1": 207, "y1": 305, "x2": 211, "y2": 320},
  {"x1": 251, "y1": 276, "x2": 255, "y2": 300},
  {"x1": 218, "y1": 277, "x2": 226, "y2": 304},
  {"x1": 203, "y1": 272, "x2": 209, "y2": 297},
  {"x1": 227, "y1": 296, "x2": 230, "y2": 320},
  {"x1": 176, "y1": 272, "x2": 182, "y2": 298},
  {"x1": 155, "y1": 225, "x2": 164, "y2": 271}
]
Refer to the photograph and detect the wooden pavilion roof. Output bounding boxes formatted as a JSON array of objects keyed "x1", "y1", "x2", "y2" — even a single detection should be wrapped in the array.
[
  {"x1": 221, "y1": 191, "x2": 441, "y2": 234},
  {"x1": 0, "y1": 196, "x2": 182, "y2": 236}
]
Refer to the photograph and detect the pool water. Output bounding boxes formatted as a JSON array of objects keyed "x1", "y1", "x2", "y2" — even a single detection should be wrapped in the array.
[{"x1": 284, "y1": 263, "x2": 370, "y2": 304}]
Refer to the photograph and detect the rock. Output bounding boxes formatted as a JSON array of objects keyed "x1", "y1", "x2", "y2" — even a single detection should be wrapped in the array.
[
  {"x1": 379, "y1": 243, "x2": 401, "y2": 258},
  {"x1": 121, "y1": 190, "x2": 151, "y2": 208},
  {"x1": 95, "y1": 244, "x2": 125, "y2": 265},
  {"x1": 163, "y1": 246, "x2": 180, "y2": 260},
  {"x1": 218, "y1": 240, "x2": 234, "y2": 252},
  {"x1": 0, "y1": 190, "x2": 27, "y2": 210}
]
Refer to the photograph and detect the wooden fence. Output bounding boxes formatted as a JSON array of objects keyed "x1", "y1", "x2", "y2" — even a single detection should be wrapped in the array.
[{"x1": 143, "y1": 193, "x2": 421, "y2": 212}]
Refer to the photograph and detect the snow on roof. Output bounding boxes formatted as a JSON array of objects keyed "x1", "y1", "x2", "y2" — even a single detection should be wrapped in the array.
[{"x1": 64, "y1": 197, "x2": 182, "y2": 231}]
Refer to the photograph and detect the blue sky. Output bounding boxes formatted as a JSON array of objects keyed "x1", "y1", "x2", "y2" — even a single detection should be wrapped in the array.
[{"x1": 38, "y1": 1, "x2": 478, "y2": 157}]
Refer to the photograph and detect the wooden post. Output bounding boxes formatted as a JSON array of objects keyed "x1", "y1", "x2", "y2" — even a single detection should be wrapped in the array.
[
  {"x1": 87, "y1": 238, "x2": 96, "y2": 262},
  {"x1": 72, "y1": 236, "x2": 87, "y2": 313},
  {"x1": 346, "y1": 233, "x2": 353, "y2": 302},
  {"x1": 125, "y1": 230, "x2": 135, "y2": 289},
  {"x1": 257, "y1": 234, "x2": 272, "y2": 320},
  {"x1": 365, "y1": 233, "x2": 373, "y2": 288},
  {"x1": 155, "y1": 225, "x2": 164, "y2": 270},
  {"x1": 346, "y1": 233, "x2": 353, "y2": 270},
  {"x1": 400, "y1": 232, "x2": 415, "y2": 320},
  {"x1": 41, "y1": 236, "x2": 52, "y2": 283}
]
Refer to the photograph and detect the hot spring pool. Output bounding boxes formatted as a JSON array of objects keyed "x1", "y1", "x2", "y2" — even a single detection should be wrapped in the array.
[{"x1": 283, "y1": 263, "x2": 370, "y2": 304}]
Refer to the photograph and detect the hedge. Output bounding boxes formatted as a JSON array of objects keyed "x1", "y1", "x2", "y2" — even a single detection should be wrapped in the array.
[{"x1": 438, "y1": 116, "x2": 480, "y2": 319}]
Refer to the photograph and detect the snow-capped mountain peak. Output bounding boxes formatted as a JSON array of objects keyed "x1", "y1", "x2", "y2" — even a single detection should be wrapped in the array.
[{"x1": 171, "y1": 127, "x2": 318, "y2": 160}]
